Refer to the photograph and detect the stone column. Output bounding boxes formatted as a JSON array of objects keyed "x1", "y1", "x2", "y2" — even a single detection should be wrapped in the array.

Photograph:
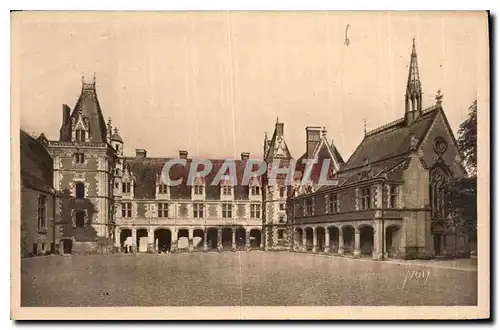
[
  {"x1": 312, "y1": 228, "x2": 317, "y2": 253},
  {"x1": 147, "y1": 227, "x2": 155, "y2": 253},
  {"x1": 302, "y1": 228, "x2": 307, "y2": 252},
  {"x1": 114, "y1": 227, "x2": 120, "y2": 248},
  {"x1": 171, "y1": 229, "x2": 178, "y2": 253},
  {"x1": 231, "y1": 228, "x2": 236, "y2": 251},
  {"x1": 131, "y1": 228, "x2": 137, "y2": 253},
  {"x1": 353, "y1": 228, "x2": 361, "y2": 258},
  {"x1": 245, "y1": 229, "x2": 251, "y2": 251},
  {"x1": 372, "y1": 221, "x2": 384, "y2": 260},
  {"x1": 203, "y1": 230, "x2": 208, "y2": 252},
  {"x1": 217, "y1": 228, "x2": 222, "y2": 252},
  {"x1": 338, "y1": 228, "x2": 344, "y2": 255},
  {"x1": 188, "y1": 228, "x2": 194, "y2": 252},
  {"x1": 324, "y1": 229, "x2": 330, "y2": 253}
]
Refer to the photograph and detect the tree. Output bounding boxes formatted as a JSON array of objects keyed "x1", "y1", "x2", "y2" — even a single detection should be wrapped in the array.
[
  {"x1": 443, "y1": 100, "x2": 477, "y2": 249},
  {"x1": 457, "y1": 100, "x2": 477, "y2": 176}
]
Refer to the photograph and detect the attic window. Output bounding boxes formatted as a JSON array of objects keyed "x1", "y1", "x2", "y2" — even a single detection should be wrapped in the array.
[{"x1": 76, "y1": 129, "x2": 86, "y2": 142}]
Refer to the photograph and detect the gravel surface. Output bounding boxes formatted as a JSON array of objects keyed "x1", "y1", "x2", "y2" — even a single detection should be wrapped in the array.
[{"x1": 21, "y1": 251, "x2": 477, "y2": 306}]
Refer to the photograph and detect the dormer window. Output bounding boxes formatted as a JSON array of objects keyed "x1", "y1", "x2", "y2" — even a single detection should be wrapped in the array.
[
  {"x1": 158, "y1": 184, "x2": 168, "y2": 194},
  {"x1": 76, "y1": 129, "x2": 86, "y2": 142},
  {"x1": 122, "y1": 182, "x2": 131, "y2": 194},
  {"x1": 251, "y1": 186, "x2": 260, "y2": 196},
  {"x1": 222, "y1": 186, "x2": 232, "y2": 195},
  {"x1": 194, "y1": 184, "x2": 204, "y2": 195}
]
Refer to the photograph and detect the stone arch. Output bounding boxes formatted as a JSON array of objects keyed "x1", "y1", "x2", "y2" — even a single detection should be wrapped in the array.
[
  {"x1": 221, "y1": 227, "x2": 233, "y2": 250},
  {"x1": 315, "y1": 226, "x2": 326, "y2": 252},
  {"x1": 60, "y1": 238, "x2": 73, "y2": 254},
  {"x1": 304, "y1": 227, "x2": 314, "y2": 251},
  {"x1": 193, "y1": 228, "x2": 204, "y2": 250},
  {"x1": 327, "y1": 225, "x2": 340, "y2": 253},
  {"x1": 249, "y1": 229, "x2": 262, "y2": 249},
  {"x1": 135, "y1": 228, "x2": 149, "y2": 252},
  {"x1": 154, "y1": 228, "x2": 172, "y2": 253},
  {"x1": 177, "y1": 228, "x2": 189, "y2": 251},
  {"x1": 358, "y1": 224, "x2": 374, "y2": 256},
  {"x1": 341, "y1": 224, "x2": 355, "y2": 254},
  {"x1": 235, "y1": 226, "x2": 246, "y2": 250},
  {"x1": 206, "y1": 227, "x2": 218, "y2": 250},
  {"x1": 386, "y1": 225, "x2": 402, "y2": 258},
  {"x1": 119, "y1": 228, "x2": 132, "y2": 252}
]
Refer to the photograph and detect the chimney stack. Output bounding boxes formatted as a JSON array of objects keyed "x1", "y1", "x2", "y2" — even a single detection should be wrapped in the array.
[
  {"x1": 179, "y1": 150, "x2": 188, "y2": 159},
  {"x1": 135, "y1": 149, "x2": 147, "y2": 158},
  {"x1": 241, "y1": 152, "x2": 250, "y2": 161},
  {"x1": 306, "y1": 126, "x2": 322, "y2": 159},
  {"x1": 62, "y1": 104, "x2": 71, "y2": 124}
]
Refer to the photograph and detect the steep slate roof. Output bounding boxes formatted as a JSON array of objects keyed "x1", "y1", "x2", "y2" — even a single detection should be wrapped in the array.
[
  {"x1": 125, "y1": 157, "x2": 261, "y2": 200},
  {"x1": 20, "y1": 130, "x2": 54, "y2": 193},
  {"x1": 341, "y1": 106, "x2": 439, "y2": 172},
  {"x1": 70, "y1": 81, "x2": 108, "y2": 143}
]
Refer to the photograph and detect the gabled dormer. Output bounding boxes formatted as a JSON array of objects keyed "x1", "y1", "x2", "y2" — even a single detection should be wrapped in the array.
[
  {"x1": 220, "y1": 175, "x2": 234, "y2": 201},
  {"x1": 156, "y1": 173, "x2": 170, "y2": 200},
  {"x1": 71, "y1": 111, "x2": 90, "y2": 143},
  {"x1": 191, "y1": 173, "x2": 206, "y2": 201},
  {"x1": 248, "y1": 174, "x2": 262, "y2": 201},
  {"x1": 120, "y1": 164, "x2": 134, "y2": 199}
]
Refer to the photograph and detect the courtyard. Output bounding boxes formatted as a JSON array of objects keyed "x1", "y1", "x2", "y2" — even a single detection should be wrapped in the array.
[{"x1": 21, "y1": 252, "x2": 477, "y2": 306}]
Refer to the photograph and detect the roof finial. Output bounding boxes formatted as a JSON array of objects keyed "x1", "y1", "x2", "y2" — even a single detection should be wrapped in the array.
[
  {"x1": 321, "y1": 126, "x2": 327, "y2": 137},
  {"x1": 93, "y1": 72, "x2": 96, "y2": 85},
  {"x1": 114, "y1": 127, "x2": 119, "y2": 134},
  {"x1": 363, "y1": 117, "x2": 367, "y2": 136},
  {"x1": 276, "y1": 116, "x2": 279, "y2": 124},
  {"x1": 264, "y1": 132, "x2": 268, "y2": 140},
  {"x1": 435, "y1": 89, "x2": 443, "y2": 105}
]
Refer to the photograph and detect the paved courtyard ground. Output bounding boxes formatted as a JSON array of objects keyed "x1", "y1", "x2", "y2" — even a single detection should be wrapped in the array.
[{"x1": 21, "y1": 251, "x2": 477, "y2": 306}]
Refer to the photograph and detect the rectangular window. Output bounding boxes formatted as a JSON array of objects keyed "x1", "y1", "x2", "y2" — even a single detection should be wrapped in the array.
[
  {"x1": 280, "y1": 187, "x2": 286, "y2": 198},
  {"x1": 75, "y1": 210, "x2": 85, "y2": 227},
  {"x1": 193, "y1": 203, "x2": 204, "y2": 218},
  {"x1": 251, "y1": 186, "x2": 260, "y2": 196},
  {"x1": 122, "y1": 182, "x2": 131, "y2": 193},
  {"x1": 37, "y1": 195, "x2": 46, "y2": 230},
  {"x1": 279, "y1": 203, "x2": 285, "y2": 211},
  {"x1": 328, "y1": 193, "x2": 339, "y2": 213},
  {"x1": 115, "y1": 182, "x2": 119, "y2": 189},
  {"x1": 389, "y1": 185, "x2": 399, "y2": 208},
  {"x1": 279, "y1": 215, "x2": 285, "y2": 223},
  {"x1": 222, "y1": 203, "x2": 232, "y2": 218},
  {"x1": 250, "y1": 204, "x2": 261, "y2": 218},
  {"x1": 278, "y1": 230, "x2": 284, "y2": 239},
  {"x1": 360, "y1": 187, "x2": 372, "y2": 210},
  {"x1": 121, "y1": 202, "x2": 132, "y2": 218},
  {"x1": 74, "y1": 153, "x2": 85, "y2": 164},
  {"x1": 158, "y1": 203, "x2": 168, "y2": 218},
  {"x1": 75, "y1": 182, "x2": 85, "y2": 199},
  {"x1": 222, "y1": 186, "x2": 232, "y2": 195},
  {"x1": 304, "y1": 198, "x2": 313, "y2": 216},
  {"x1": 158, "y1": 184, "x2": 168, "y2": 194},
  {"x1": 75, "y1": 129, "x2": 86, "y2": 142},
  {"x1": 194, "y1": 185, "x2": 203, "y2": 195}
]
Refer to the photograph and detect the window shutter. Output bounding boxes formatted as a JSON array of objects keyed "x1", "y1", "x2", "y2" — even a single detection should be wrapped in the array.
[
  {"x1": 371, "y1": 185, "x2": 377, "y2": 208},
  {"x1": 312, "y1": 197, "x2": 315, "y2": 215}
]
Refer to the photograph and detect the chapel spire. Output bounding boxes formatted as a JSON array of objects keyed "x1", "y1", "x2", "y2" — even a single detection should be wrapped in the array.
[{"x1": 405, "y1": 38, "x2": 423, "y2": 124}]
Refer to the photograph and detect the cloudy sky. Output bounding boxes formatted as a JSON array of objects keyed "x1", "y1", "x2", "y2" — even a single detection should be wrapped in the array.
[{"x1": 14, "y1": 11, "x2": 488, "y2": 160}]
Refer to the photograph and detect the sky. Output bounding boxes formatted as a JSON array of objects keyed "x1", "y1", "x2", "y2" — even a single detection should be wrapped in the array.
[{"x1": 13, "y1": 11, "x2": 488, "y2": 160}]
